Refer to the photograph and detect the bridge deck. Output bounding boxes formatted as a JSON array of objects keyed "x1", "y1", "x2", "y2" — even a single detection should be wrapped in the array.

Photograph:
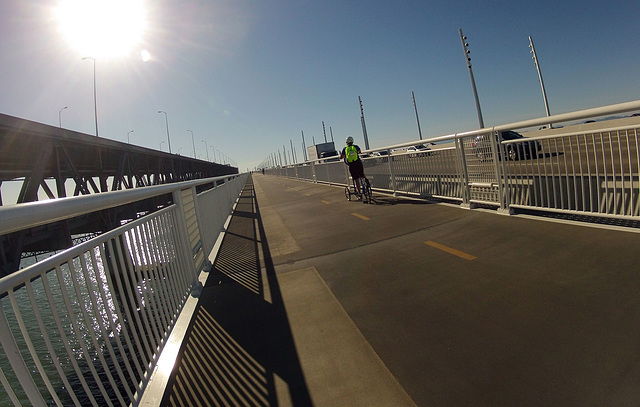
[{"x1": 161, "y1": 174, "x2": 640, "y2": 406}]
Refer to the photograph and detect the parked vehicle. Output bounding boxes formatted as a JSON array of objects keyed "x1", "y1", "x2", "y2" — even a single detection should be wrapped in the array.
[
  {"x1": 472, "y1": 131, "x2": 541, "y2": 161},
  {"x1": 319, "y1": 150, "x2": 338, "y2": 158},
  {"x1": 407, "y1": 144, "x2": 431, "y2": 157}
]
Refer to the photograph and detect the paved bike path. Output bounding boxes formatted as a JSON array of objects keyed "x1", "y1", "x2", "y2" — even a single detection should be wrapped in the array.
[{"x1": 252, "y1": 173, "x2": 640, "y2": 407}]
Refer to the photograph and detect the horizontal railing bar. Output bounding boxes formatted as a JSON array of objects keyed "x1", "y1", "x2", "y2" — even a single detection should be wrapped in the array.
[
  {"x1": 504, "y1": 123, "x2": 640, "y2": 143},
  {"x1": 0, "y1": 204, "x2": 174, "y2": 295},
  {"x1": 366, "y1": 134, "x2": 458, "y2": 153},
  {"x1": 492, "y1": 100, "x2": 640, "y2": 133},
  {"x1": 0, "y1": 174, "x2": 240, "y2": 236}
]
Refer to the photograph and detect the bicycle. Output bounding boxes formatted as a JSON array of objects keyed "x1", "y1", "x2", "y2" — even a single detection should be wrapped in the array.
[{"x1": 344, "y1": 176, "x2": 372, "y2": 204}]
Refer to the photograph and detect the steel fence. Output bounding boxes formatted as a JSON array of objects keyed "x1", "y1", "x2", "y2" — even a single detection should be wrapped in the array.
[
  {"x1": 504, "y1": 125, "x2": 640, "y2": 218},
  {"x1": 0, "y1": 173, "x2": 248, "y2": 406},
  {"x1": 266, "y1": 100, "x2": 640, "y2": 221}
]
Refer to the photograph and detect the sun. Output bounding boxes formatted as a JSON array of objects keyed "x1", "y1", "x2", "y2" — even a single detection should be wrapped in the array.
[{"x1": 55, "y1": 0, "x2": 146, "y2": 58}]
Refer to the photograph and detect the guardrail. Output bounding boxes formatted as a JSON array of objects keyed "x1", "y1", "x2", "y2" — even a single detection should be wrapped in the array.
[
  {"x1": 0, "y1": 173, "x2": 249, "y2": 406},
  {"x1": 266, "y1": 100, "x2": 640, "y2": 222}
]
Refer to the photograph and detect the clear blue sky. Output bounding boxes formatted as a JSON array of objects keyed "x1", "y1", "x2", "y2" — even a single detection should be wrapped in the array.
[{"x1": 1, "y1": 0, "x2": 639, "y2": 171}]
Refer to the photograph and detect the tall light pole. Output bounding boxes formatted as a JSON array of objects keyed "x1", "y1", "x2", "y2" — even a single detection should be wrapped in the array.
[
  {"x1": 58, "y1": 106, "x2": 67, "y2": 128},
  {"x1": 529, "y1": 35, "x2": 552, "y2": 128},
  {"x1": 322, "y1": 121, "x2": 327, "y2": 143},
  {"x1": 301, "y1": 130, "x2": 308, "y2": 161},
  {"x1": 458, "y1": 29, "x2": 485, "y2": 129},
  {"x1": 202, "y1": 139, "x2": 210, "y2": 161},
  {"x1": 209, "y1": 145, "x2": 216, "y2": 162},
  {"x1": 81, "y1": 57, "x2": 99, "y2": 137},
  {"x1": 290, "y1": 139, "x2": 297, "y2": 163},
  {"x1": 358, "y1": 96, "x2": 370, "y2": 150},
  {"x1": 158, "y1": 110, "x2": 172, "y2": 153},
  {"x1": 412, "y1": 91, "x2": 423, "y2": 140},
  {"x1": 127, "y1": 130, "x2": 134, "y2": 143},
  {"x1": 187, "y1": 130, "x2": 196, "y2": 158}
]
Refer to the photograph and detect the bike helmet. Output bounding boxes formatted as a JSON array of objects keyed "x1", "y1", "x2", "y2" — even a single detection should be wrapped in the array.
[{"x1": 346, "y1": 136, "x2": 354, "y2": 145}]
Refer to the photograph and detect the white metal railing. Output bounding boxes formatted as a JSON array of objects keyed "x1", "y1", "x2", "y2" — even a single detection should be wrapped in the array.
[
  {"x1": 503, "y1": 125, "x2": 640, "y2": 217},
  {"x1": 0, "y1": 173, "x2": 248, "y2": 406},
  {"x1": 266, "y1": 100, "x2": 640, "y2": 221}
]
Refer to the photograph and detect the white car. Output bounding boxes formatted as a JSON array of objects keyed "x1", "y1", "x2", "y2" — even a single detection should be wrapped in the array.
[{"x1": 406, "y1": 144, "x2": 431, "y2": 157}]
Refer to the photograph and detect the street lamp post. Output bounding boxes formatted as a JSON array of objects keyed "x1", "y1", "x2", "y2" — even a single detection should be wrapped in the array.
[
  {"x1": 187, "y1": 130, "x2": 196, "y2": 158},
  {"x1": 58, "y1": 106, "x2": 68, "y2": 128},
  {"x1": 81, "y1": 57, "x2": 99, "y2": 137},
  {"x1": 301, "y1": 130, "x2": 307, "y2": 161},
  {"x1": 160, "y1": 140, "x2": 165, "y2": 151},
  {"x1": 290, "y1": 139, "x2": 297, "y2": 163},
  {"x1": 458, "y1": 28, "x2": 485, "y2": 129},
  {"x1": 529, "y1": 35, "x2": 552, "y2": 128},
  {"x1": 127, "y1": 130, "x2": 134, "y2": 143},
  {"x1": 209, "y1": 146, "x2": 216, "y2": 162},
  {"x1": 202, "y1": 139, "x2": 210, "y2": 161},
  {"x1": 412, "y1": 91, "x2": 423, "y2": 140},
  {"x1": 322, "y1": 121, "x2": 327, "y2": 143},
  {"x1": 158, "y1": 111, "x2": 172, "y2": 153},
  {"x1": 358, "y1": 96, "x2": 370, "y2": 150}
]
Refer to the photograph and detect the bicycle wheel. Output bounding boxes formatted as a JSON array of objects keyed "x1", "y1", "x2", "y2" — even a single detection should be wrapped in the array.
[{"x1": 362, "y1": 178, "x2": 372, "y2": 203}]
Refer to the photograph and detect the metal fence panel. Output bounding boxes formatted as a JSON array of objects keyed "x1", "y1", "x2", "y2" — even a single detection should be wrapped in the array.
[
  {"x1": 363, "y1": 156, "x2": 393, "y2": 192},
  {"x1": 297, "y1": 164, "x2": 313, "y2": 181},
  {"x1": 0, "y1": 174, "x2": 247, "y2": 406},
  {"x1": 264, "y1": 101, "x2": 640, "y2": 221},
  {"x1": 506, "y1": 126, "x2": 640, "y2": 218}
]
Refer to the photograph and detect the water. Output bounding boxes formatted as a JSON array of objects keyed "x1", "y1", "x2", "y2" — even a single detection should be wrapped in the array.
[
  {"x1": 1, "y1": 212, "x2": 187, "y2": 406},
  {"x1": 1, "y1": 249, "x2": 128, "y2": 406},
  {"x1": 2, "y1": 242, "x2": 149, "y2": 405}
]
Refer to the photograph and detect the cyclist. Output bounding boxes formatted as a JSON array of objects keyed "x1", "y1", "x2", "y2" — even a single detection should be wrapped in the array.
[{"x1": 340, "y1": 136, "x2": 367, "y2": 198}]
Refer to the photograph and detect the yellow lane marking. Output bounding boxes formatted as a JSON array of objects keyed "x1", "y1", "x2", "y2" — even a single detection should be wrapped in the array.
[
  {"x1": 305, "y1": 193, "x2": 311, "y2": 196},
  {"x1": 352, "y1": 213, "x2": 370, "y2": 221},
  {"x1": 425, "y1": 241, "x2": 477, "y2": 260},
  {"x1": 321, "y1": 200, "x2": 331, "y2": 205}
]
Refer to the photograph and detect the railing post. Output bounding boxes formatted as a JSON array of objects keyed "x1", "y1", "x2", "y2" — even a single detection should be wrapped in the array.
[
  {"x1": 456, "y1": 135, "x2": 472, "y2": 208},
  {"x1": 225, "y1": 177, "x2": 233, "y2": 209},
  {"x1": 387, "y1": 149, "x2": 398, "y2": 196},
  {"x1": 172, "y1": 189, "x2": 200, "y2": 285},
  {"x1": 493, "y1": 130, "x2": 512, "y2": 214},
  {"x1": 311, "y1": 161, "x2": 317, "y2": 183},
  {"x1": 192, "y1": 182, "x2": 213, "y2": 272}
]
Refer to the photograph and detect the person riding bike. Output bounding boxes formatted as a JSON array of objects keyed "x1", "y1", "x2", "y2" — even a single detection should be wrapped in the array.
[{"x1": 340, "y1": 136, "x2": 367, "y2": 197}]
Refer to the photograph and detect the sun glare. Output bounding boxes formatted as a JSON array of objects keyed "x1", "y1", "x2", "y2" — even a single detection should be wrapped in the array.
[{"x1": 55, "y1": 0, "x2": 146, "y2": 58}]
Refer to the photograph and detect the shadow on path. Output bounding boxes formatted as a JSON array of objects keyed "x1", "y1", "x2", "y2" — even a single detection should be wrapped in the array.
[{"x1": 161, "y1": 175, "x2": 312, "y2": 406}]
